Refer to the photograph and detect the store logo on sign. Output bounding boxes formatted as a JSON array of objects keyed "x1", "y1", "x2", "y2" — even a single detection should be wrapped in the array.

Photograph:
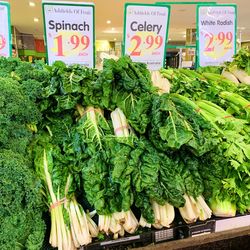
[
  {"x1": 46, "y1": 6, "x2": 53, "y2": 13},
  {"x1": 200, "y1": 9, "x2": 207, "y2": 15},
  {"x1": 128, "y1": 8, "x2": 133, "y2": 15}
]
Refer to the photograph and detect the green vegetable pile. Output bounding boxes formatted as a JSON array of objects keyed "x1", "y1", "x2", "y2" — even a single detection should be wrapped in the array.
[
  {"x1": 0, "y1": 48, "x2": 250, "y2": 249},
  {"x1": 0, "y1": 57, "x2": 47, "y2": 249}
]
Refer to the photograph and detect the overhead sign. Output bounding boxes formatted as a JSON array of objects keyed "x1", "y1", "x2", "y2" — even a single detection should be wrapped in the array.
[
  {"x1": 197, "y1": 4, "x2": 237, "y2": 67},
  {"x1": 0, "y1": 1, "x2": 11, "y2": 57},
  {"x1": 123, "y1": 3, "x2": 170, "y2": 70},
  {"x1": 42, "y1": 1, "x2": 95, "y2": 67}
]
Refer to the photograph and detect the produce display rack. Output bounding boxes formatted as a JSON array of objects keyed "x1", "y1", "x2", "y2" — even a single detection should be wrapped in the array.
[{"x1": 80, "y1": 213, "x2": 250, "y2": 250}]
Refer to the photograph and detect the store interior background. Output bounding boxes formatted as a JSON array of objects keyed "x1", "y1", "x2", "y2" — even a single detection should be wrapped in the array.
[{"x1": 6, "y1": 0, "x2": 250, "y2": 67}]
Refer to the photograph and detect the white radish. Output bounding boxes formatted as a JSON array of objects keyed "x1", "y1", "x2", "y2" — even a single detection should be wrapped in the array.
[{"x1": 222, "y1": 70, "x2": 239, "y2": 84}]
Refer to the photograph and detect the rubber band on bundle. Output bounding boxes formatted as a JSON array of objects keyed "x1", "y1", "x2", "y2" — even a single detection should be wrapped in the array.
[
  {"x1": 83, "y1": 108, "x2": 102, "y2": 116},
  {"x1": 50, "y1": 198, "x2": 66, "y2": 211},
  {"x1": 115, "y1": 125, "x2": 129, "y2": 133}
]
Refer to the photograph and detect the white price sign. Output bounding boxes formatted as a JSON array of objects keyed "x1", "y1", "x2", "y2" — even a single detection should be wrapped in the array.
[
  {"x1": 0, "y1": 2, "x2": 11, "y2": 57},
  {"x1": 42, "y1": 1, "x2": 95, "y2": 67},
  {"x1": 197, "y1": 5, "x2": 237, "y2": 67},
  {"x1": 123, "y1": 4, "x2": 170, "y2": 70}
]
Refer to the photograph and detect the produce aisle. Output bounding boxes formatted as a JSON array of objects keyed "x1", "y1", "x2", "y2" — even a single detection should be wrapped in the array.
[{"x1": 1, "y1": 48, "x2": 250, "y2": 249}]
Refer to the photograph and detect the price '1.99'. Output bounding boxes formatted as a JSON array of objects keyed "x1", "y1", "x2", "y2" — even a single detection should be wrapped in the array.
[
  {"x1": 54, "y1": 34, "x2": 90, "y2": 56},
  {"x1": 129, "y1": 34, "x2": 163, "y2": 56}
]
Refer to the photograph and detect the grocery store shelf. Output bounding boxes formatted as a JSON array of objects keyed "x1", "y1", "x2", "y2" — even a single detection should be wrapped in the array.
[
  {"x1": 135, "y1": 226, "x2": 250, "y2": 250},
  {"x1": 81, "y1": 214, "x2": 250, "y2": 250}
]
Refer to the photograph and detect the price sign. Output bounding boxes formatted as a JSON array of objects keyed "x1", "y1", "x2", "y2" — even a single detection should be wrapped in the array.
[
  {"x1": 0, "y1": 2, "x2": 11, "y2": 57},
  {"x1": 197, "y1": 4, "x2": 237, "y2": 67},
  {"x1": 123, "y1": 4, "x2": 170, "y2": 70},
  {"x1": 42, "y1": 1, "x2": 95, "y2": 67}
]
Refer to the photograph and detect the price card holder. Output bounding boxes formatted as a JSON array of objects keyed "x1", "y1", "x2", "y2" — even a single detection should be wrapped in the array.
[
  {"x1": 215, "y1": 214, "x2": 250, "y2": 232},
  {"x1": 196, "y1": 4, "x2": 237, "y2": 67},
  {"x1": 0, "y1": 1, "x2": 11, "y2": 57},
  {"x1": 123, "y1": 3, "x2": 170, "y2": 70},
  {"x1": 42, "y1": 1, "x2": 95, "y2": 67},
  {"x1": 188, "y1": 220, "x2": 215, "y2": 237}
]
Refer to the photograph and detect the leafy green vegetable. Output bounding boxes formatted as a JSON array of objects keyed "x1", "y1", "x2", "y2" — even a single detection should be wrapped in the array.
[
  {"x1": 0, "y1": 77, "x2": 41, "y2": 154},
  {"x1": 0, "y1": 150, "x2": 46, "y2": 250},
  {"x1": 229, "y1": 48, "x2": 250, "y2": 75},
  {"x1": 150, "y1": 94, "x2": 193, "y2": 151}
]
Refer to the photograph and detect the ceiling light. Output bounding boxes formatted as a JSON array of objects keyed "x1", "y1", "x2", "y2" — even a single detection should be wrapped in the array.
[
  {"x1": 237, "y1": 26, "x2": 246, "y2": 30},
  {"x1": 29, "y1": 2, "x2": 35, "y2": 7},
  {"x1": 183, "y1": 35, "x2": 186, "y2": 38},
  {"x1": 111, "y1": 27, "x2": 115, "y2": 31},
  {"x1": 106, "y1": 20, "x2": 111, "y2": 24},
  {"x1": 34, "y1": 18, "x2": 39, "y2": 22},
  {"x1": 168, "y1": 38, "x2": 172, "y2": 41},
  {"x1": 114, "y1": 38, "x2": 117, "y2": 41}
]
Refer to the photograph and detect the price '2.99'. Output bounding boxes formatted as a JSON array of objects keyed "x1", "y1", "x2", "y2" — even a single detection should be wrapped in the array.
[
  {"x1": 130, "y1": 34, "x2": 163, "y2": 56},
  {"x1": 54, "y1": 34, "x2": 90, "y2": 56},
  {"x1": 205, "y1": 31, "x2": 233, "y2": 52}
]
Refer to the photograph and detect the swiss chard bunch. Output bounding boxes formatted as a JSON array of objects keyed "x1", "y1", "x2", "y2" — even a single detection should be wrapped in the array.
[
  {"x1": 173, "y1": 152, "x2": 212, "y2": 223},
  {"x1": 80, "y1": 107, "x2": 138, "y2": 237},
  {"x1": 171, "y1": 94, "x2": 220, "y2": 156},
  {"x1": 109, "y1": 56, "x2": 157, "y2": 134},
  {"x1": 132, "y1": 138, "x2": 185, "y2": 228},
  {"x1": 149, "y1": 93, "x2": 218, "y2": 155},
  {"x1": 149, "y1": 93, "x2": 193, "y2": 152},
  {"x1": 41, "y1": 62, "x2": 96, "y2": 113},
  {"x1": 33, "y1": 133, "x2": 98, "y2": 249}
]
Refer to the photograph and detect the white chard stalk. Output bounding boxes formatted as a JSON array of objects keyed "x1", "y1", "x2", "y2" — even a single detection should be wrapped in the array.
[
  {"x1": 99, "y1": 214, "x2": 127, "y2": 239},
  {"x1": 151, "y1": 201, "x2": 175, "y2": 229},
  {"x1": 111, "y1": 109, "x2": 123, "y2": 137},
  {"x1": 151, "y1": 70, "x2": 171, "y2": 94},
  {"x1": 179, "y1": 194, "x2": 198, "y2": 224},
  {"x1": 86, "y1": 214, "x2": 99, "y2": 238},
  {"x1": 196, "y1": 195, "x2": 212, "y2": 221},
  {"x1": 113, "y1": 211, "x2": 125, "y2": 223},
  {"x1": 179, "y1": 195, "x2": 212, "y2": 223},
  {"x1": 189, "y1": 196, "x2": 200, "y2": 218},
  {"x1": 98, "y1": 211, "x2": 138, "y2": 236},
  {"x1": 119, "y1": 226, "x2": 125, "y2": 237},
  {"x1": 161, "y1": 203, "x2": 175, "y2": 227},
  {"x1": 109, "y1": 216, "x2": 121, "y2": 235},
  {"x1": 139, "y1": 216, "x2": 151, "y2": 228},
  {"x1": 152, "y1": 201, "x2": 161, "y2": 225},
  {"x1": 117, "y1": 108, "x2": 130, "y2": 136},
  {"x1": 98, "y1": 215, "x2": 111, "y2": 234},
  {"x1": 123, "y1": 210, "x2": 139, "y2": 234}
]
